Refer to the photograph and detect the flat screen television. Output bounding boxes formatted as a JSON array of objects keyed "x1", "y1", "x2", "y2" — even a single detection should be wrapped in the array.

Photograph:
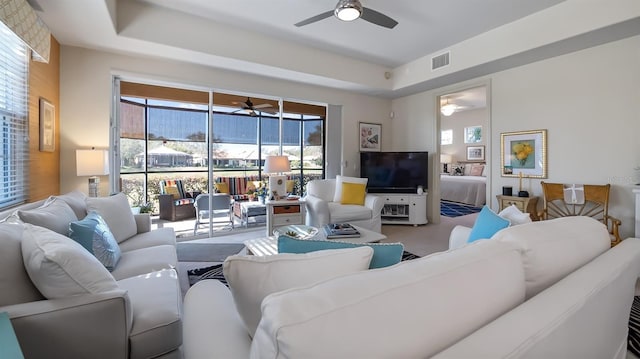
[{"x1": 360, "y1": 151, "x2": 429, "y2": 193}]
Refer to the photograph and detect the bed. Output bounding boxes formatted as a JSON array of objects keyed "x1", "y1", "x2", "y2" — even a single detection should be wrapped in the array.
[{"x1": 440, "y1": 174, "x2": 487, "y2": 207}]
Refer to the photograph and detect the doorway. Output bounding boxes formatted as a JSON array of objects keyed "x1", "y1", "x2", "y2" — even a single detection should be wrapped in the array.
[{"x1": 438, "y1": 85, "x2": 489, "y2": 222}]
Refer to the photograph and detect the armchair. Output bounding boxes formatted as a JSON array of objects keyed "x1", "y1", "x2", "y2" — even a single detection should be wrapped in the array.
[
  {"x1": 539, "y1": 182, "x2": 622, "y2": 246},
  {"x1": 158, "y1": 179, "x2": 196, "y2": 221},
  {"x1": 304, "y1": 178, "x2": 384, "y2": 233}
]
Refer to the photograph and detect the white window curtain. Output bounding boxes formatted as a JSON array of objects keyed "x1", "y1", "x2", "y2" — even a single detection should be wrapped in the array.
[{"x1": 0, "y1": 21, "x2": 29, "y2": 208}]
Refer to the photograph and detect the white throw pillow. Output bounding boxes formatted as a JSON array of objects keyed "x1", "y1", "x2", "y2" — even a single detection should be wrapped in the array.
[
  {"x1": 17, "y1": 197, "x2": 78, "y2": 235},
  {"x1": 498, "y1": 205, "x2": 532, "y2": 226},
  {"x1": 223, "y1": 246, "x2": 374, "y2": 337},
  {"x1": 332, "y1": 175, "x2": 368, "y2": 203},
  {"x1": 85, "y1": 192, "x2": 137, "y2": 243},
  {"x1": 21, "y1": 224, "x2": 119, "y2": 299}
]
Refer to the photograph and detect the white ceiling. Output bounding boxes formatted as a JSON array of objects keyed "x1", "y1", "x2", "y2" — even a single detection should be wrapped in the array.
[{"x1": 32, "y1": 0, "x2": 640, "y2": 99}]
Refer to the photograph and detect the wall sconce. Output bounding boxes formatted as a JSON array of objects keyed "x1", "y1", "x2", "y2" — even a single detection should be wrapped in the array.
[{"x1": 76, "y1": 148, "x2": 109, "y2": 197}]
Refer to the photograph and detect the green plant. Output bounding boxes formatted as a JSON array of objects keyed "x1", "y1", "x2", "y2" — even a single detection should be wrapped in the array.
[{"x1": 139, "y1": 202, "x2": 154, "y2": 214}]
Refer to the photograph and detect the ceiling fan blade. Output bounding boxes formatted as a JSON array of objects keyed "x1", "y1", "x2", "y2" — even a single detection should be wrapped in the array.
[
  {"x1": 253, "y1": 104, "x2": 273, "y2": 109},
  {"x1": 361, "y1": 7, "x2": 398, "y2": 29},
  {"x1": 295, "y1": 10, "x2": 334, "y2": 27}
]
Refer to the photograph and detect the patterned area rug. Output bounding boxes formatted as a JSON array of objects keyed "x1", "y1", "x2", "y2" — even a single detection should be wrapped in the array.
[
  {"x1": 441, "y1": 200, "x2": 483, "y2": 218},
  {"x1": 187, "y1": 250, "x2": 421, "y2": 287}
]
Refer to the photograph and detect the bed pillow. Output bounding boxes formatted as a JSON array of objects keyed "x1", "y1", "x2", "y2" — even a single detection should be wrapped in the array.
[
  {"x1": 85, "y1": 193, "x2": 137, "y2": 243},
  {"x1": 467, "y1": 206, "x2": 510, "y2": 243},
  {"x1": 469, "y1": 164, "x2": 484, "y2": 176},
  {"x1": 223, "y1": 247, "x2": 373, "y2": 337},
  {"x1": 333, "y1": 175, "x2": 368, "y2": 203},
  {"x1": 278, "y1": 235, "x2": 404, "y2": 269},
  {"x1": 450, "y1": 165, "x2": 464, "y2": 176},
  {"x1": 68, "y1": 212, "x2": 121, "y2": 271},
  {"x1": 21, "y1": 224, "x2": 119, "y2": 299}
]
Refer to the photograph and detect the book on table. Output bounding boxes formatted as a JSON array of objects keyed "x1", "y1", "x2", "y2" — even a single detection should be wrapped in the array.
[{"x1": 323, "y1": 223, "x2": 361, "y2": 239}]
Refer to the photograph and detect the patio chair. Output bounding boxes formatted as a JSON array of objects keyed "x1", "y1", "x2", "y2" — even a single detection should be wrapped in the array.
[
  {"x1": 158, "y1": 179, "x2": 196, "y2": 221},
  {"x1": 193, "y1": 193, "x2": 234, "y2": 235}
]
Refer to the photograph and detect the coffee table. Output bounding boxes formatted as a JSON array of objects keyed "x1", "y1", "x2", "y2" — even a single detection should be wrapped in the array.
[{"x1": 244, "y1": 224, "x2": 387, "y2": 256}]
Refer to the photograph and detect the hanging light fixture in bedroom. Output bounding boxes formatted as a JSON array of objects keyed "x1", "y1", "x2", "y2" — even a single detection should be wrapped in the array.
[{"x1": 441, "y1": 99, "x2": 457, "y2": 116}]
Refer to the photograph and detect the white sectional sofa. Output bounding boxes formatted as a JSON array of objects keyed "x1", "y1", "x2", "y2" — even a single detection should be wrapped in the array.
[
  {"x1": 183, "y1": 216, "x2": 640, "y2": 358},
  {"x1": 0, "y1": 191, "x2": 182, "y2": 359}
]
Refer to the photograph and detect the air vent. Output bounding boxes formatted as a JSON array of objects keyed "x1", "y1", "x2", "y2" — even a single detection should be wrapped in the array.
[{"x1": 431, "y1": 51, "x2": 450, "y2": 71}]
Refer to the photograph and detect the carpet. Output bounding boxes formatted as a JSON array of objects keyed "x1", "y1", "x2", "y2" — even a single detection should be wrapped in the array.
[
  {"x1": 441, "y1": 200, "x2": 483, "y2": 218},
  {"x1": 177, "y1": 242, "x2": 245, "y2": 262},
  {"x1": 187, "y1": 250, "x2": 421, "y2": 287}
]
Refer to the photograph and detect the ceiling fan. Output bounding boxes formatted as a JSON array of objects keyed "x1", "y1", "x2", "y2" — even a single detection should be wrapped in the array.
[
  {"x1": 295, "y1": 0, "x2": 398, "y2": 29},
  {"x1": 232, "y1": 97, "x2": 277, "y2": 116}
]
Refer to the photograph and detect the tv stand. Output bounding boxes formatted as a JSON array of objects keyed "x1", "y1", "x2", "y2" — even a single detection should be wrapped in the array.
[{"x1": 373, "y1": 193, "x2": 428, "y2": 226}]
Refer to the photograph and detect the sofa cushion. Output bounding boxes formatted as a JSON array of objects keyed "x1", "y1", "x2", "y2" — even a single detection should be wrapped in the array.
[
  {"x1": 333, "y1": 175, "x2": 368, "y2": 203},
  {"x1": 492, "y1": 216, "x2": 611, "y2": 299},
  {"x1": 86, "y1": 192, "x2": 137, "y2": 243},
  {"x1": 306, "y1": 179, "x2": 336, "y2": 202},
  {"x1": 0, "y1": 223, "x2": 43, "y2": 306},
  {"x1": 278, "y1": 235, "x2": 404, "y2": 269},
  {"x1": 252, "y1": 240, "x2": 526, "y2": 358},
  {"x1": 17, "y1": 197, "x2": 78, "y2": 235},
  {"x1": 21, "y1": 224, "x2": 119, "y2": 299},
  {"x1": 340, "y1": 181, "x2": 367, "y2": 205},
  {"x1": 110, "y1": 244, "x2": 177, "y2": 280},
  {"x1": 328, "y1": 202, "x2": 372, "y2": 222},
  {"x1": 117, "y1": 268, "x2": 182, "y2": 359},
  {"x1": 68, "y1": 212, "x2": 121, "y2": 271},
  {"x1": 50, "y1": 190, "x2": 88, "y2": 219},
  {"x1": 223, "y1": 247, "x2": 374, "y2": 337},
  {"x1": 118, "y1": 227, "x2": 176, "y2": 252},
  {"x1": 467, "y1": 206, "x2": 510, "y2": 243}
]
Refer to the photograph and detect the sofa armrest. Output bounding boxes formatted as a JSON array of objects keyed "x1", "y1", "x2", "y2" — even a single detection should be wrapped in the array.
[
  {"x1": 2, "y1": 289, "x2": 132, "y2": 359},
  {"x1": 304, "y1": 194, "x2": 330, "y2": 228},
  {"x1": 364, "y1": 194, "x2": 384, "y2": 215},
  {"x1": 449, "y1": 225, "x2": 472, "y2": 250},
  {"x1": 133, "y1": 213, "x2": 151, "y2": 233}
]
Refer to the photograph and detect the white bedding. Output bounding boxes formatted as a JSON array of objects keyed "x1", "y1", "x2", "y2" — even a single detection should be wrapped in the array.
[{"x1": 440, "y1": 175, "x2": 487, "y2": 207}]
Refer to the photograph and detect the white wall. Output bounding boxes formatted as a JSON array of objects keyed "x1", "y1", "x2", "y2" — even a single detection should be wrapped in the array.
[
  {"x1": 391, "y1": 35, "x2": 640, "y2": 237},
  {"x1": 441, "y1": 108, "x2": 489, "y2": 163},
  {"x1": 60, "y1": 46, "x2": 392, "y2": 195}
]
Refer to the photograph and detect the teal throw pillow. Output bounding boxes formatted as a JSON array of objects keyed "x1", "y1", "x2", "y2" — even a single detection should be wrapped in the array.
[
  {"x1": 277, "y1": 236, "x2": 404, "y2": 269},
  {"x1": 68, "y1": 212, "x2": 121, "y2": 271},
  {"x1": 467, "y1": 206, "x2": 510, "y2": 243}
]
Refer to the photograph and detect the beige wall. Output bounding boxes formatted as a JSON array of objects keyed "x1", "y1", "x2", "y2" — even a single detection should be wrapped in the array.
[
  {"x1": 391, "y1": 35, "x2": 640, "y2": 237},
  {"x1": 441, "y1": 108, "x2": 489, "y2": 163},
  {"x1": 59, "y1": 46, "x2": 392, "y2": 195}
]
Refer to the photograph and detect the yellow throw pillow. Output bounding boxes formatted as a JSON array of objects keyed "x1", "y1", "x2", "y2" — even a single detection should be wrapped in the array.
[
  {"x1": 340, "y1": 182, "x2": 366, "y2": 206},
  {"x1": 165, "y1": 186, "x2": 180, "y2": 199},
  {"x1": 215, "y1": 182, "x2": 230, "y2": 194}
]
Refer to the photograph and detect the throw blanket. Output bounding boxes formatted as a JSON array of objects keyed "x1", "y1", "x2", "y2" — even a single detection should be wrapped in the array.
[{"x1": 563, "y1": 184, "x2": 585, "y2": 205}]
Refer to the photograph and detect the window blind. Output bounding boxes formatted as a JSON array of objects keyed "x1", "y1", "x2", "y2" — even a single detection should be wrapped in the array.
[{"x1": 0, "y1": 21, "x2": 29, "y2": 208}]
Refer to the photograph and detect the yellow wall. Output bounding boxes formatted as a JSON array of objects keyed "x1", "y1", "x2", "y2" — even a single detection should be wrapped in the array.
[{"x1": 28, "y1": 35, "x2": 60, "y2": 201}]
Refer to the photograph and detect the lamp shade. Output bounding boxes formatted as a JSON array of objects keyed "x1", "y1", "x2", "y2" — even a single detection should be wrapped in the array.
[
  {"x1": 76, "y1": 149, "x2": 109, "y2": 176},
  {"x1": 263, "y1": 155, "x2": 291, "y2": 173},
  {"x1": 440, "y1": 154, "x2": 453, "y2": 164}
]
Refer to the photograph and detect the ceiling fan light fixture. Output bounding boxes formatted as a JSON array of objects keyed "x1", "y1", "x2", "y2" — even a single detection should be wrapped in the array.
[
  {"x1": 335, "y1": 0, "x2": 362, "y2": 21},
  {"x1": 441, "y1": 103, "x2": 457, "y2": 117}
]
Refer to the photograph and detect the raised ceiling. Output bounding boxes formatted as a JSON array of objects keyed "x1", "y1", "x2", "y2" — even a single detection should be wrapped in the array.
[{"x1": 33, "y1": 0, "x2": 640, "y2": 98}]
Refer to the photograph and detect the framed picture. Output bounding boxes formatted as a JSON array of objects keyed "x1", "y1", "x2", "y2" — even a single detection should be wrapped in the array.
[
  {"x1": 39, "y1": 98, "x2": 55, "y2": 152},
  {"x1": 359, "y1": 122, "x2": 381, "y2": 152},
  {"x1": 464, "y1": 126, "x2": 482, "y2": 143},
  {"x1": 466, "y1": 145, "x2": 485, "y2": 161},
  {"x1": 500, "y1": 129, "x2": 547, "y2": 178}
]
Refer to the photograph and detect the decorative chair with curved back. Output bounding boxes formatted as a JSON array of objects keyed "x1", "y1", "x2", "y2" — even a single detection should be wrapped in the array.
[
  {"x1": 539, "y1": 182, "x2": 622, "y2": 246},
  {"x1": 193, "y1": 193, "x2": 234, "y2": 235}
]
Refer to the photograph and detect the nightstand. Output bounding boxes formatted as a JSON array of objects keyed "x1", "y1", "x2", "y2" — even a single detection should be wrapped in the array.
[
  {"x1": 266, "y1": 199, "x2": 306, "y2": 237},
  {"x1": 496, "y1": 195, "x2": 539, "y2": 221}
]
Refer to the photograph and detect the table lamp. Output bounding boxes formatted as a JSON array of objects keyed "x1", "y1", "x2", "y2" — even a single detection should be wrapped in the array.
[
  {"x1": 264, "y1": 155, "x2": 290, "y2": 200},
  {"x1": 440, "y1": 153, "x2": 453, "y2": 173},
  {"x1": 76, "y1": 148, "x2": 109, "y2": 197}
]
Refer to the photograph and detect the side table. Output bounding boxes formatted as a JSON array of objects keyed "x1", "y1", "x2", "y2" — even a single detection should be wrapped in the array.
[
  {"x1": 265, "y1": 199, "x2": 306, "y2": 237},
  {"x1": 496, "y1": 195, "x2": 539, "y2": 221}
]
